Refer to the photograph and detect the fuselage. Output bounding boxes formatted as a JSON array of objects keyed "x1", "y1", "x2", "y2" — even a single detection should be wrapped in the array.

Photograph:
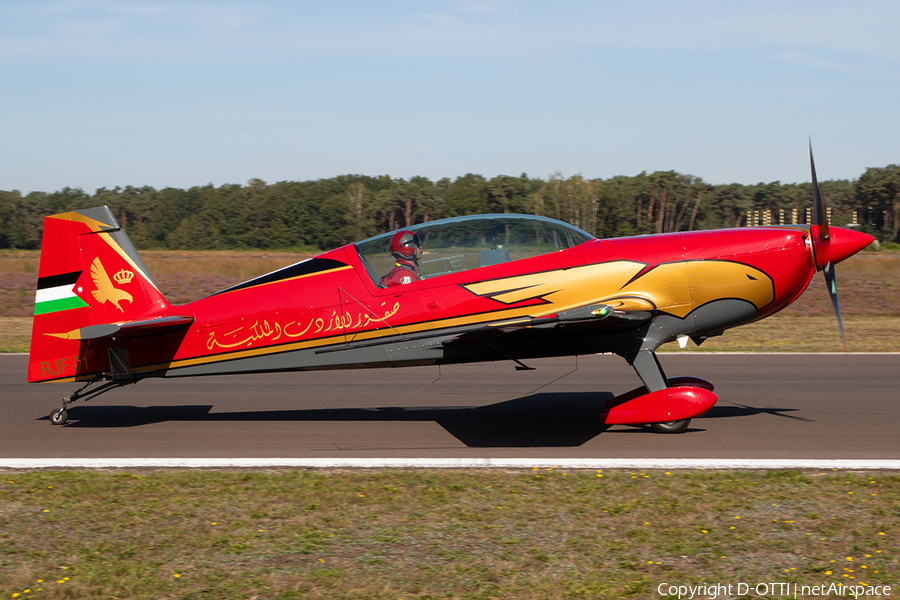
[
  {"x1": 28, "y1": 209, "x2": 872, "y2": 384},
  {"x1": 117, "y1": 227, "x2": 821, "y2": 378}
]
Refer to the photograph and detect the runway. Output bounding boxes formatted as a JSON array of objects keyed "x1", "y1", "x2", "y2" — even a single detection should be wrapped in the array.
[{"x1": 3, "y1": 353, "x2": 899, "y2": 465}]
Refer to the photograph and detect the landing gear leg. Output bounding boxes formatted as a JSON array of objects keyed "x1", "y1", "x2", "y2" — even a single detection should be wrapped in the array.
[
  {"x1": 48, "y1": 378, "x2": 132, "y2": 426},
  {"x1": 626, "y1": 348, "x2": 691, "y2": 434},
  {"x1": 628, "y1": 349, "x2": 668, "y2": 393}
]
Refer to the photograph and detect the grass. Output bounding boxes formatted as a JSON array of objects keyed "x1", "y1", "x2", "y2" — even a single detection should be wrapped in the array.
[
  {"x1": 665, "y1": 316, "x2": 900, "y2": 353},
  {"x1": 0, "y1": 469, "x2": 896, "y2": 599},
  {"x1": 2, "y1": 250, "x2": 899, "y2": 353},
  {"x1": 0, "y1": 318, "x2": 30, "y2": 353}
]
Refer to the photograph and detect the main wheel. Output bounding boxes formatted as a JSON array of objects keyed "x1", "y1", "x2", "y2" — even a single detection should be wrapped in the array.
[
  {"x1": 50, "y1": 408, "x2": 68, "y2": 426},
  {"x1": 650, "y1": 419, "x2": 690, "y2": 434}
]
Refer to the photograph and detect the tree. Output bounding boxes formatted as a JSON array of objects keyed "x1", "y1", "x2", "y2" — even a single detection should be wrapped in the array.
[
  {"x1": 856, "y1": 165, "x2": 900, "y2": 242},
  {"x1": 445, "y1": 174, "x2": 488, "y2": 216}
]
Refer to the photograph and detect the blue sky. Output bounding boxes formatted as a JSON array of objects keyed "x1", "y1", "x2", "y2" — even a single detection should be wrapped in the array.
[{"x1": 2, "y1": 0, "x2": 899, "y2": 194}]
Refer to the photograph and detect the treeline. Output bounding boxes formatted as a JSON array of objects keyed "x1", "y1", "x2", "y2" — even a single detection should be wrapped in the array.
[{"x1": 2, "y1": 166, "x2": 899, "y2": 251}]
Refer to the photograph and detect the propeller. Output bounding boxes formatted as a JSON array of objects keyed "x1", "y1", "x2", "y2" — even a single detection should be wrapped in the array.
[{"x1": 809, "y1": 142, "x2": 844, "y2": 351}]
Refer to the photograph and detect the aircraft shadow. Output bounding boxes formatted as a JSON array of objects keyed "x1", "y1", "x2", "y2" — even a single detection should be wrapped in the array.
[
  {"x1": 700, "y1": 404, "x2": 812, "y2": 422},
  {"x1": 47, "y1": 392, "x2": 618, "y2": 447},
  {"x1": 40, "y1": 396, "x2": 807, "y2": 447}
]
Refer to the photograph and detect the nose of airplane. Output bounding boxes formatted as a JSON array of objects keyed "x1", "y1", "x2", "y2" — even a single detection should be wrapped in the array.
[{"x1": 813, "y1": 226, "x2": 875, "y2": 270}]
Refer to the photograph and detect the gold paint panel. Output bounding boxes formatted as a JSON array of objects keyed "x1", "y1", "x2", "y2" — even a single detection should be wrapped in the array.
[
  {"x1": 464, "y1": 260, "x2": 694, "y2": 318},
  {"x1": 614, "y1": 263, "x2": 693, "y2": 318},
  {"x1": 465, "y1": 261, "x2": 645, "y2": 309},
  {"x1": 686, "y1": 260, "x2": 774, "y2": 310},
  {"x1": 49, "y1": 211, "x2": 115, "y2": 232}
]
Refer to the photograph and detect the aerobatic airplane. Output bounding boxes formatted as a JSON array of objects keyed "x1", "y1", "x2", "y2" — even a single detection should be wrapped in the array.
[{"x1": 29, "y1": 151, "x2": 874, "y2": 431}]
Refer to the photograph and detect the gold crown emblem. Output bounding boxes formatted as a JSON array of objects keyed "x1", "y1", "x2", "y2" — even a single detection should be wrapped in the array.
[{"x1": 113, "y1": 269, "x2": 134, "y2": 285}]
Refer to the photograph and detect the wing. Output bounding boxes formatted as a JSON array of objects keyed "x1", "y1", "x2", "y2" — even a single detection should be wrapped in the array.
[{"x1": 316, "y1": 302, "x2": 651, "y2": 356}]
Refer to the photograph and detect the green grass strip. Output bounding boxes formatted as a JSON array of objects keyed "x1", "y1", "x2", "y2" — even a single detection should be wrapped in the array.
[{"x1": 0, "y1": 469, "x2": 896, "y2": 598}]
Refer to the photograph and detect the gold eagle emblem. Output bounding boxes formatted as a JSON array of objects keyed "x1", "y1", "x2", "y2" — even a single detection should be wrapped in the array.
[{"x1": 91, "y1": 257, "x2": 133, "y2": 312}]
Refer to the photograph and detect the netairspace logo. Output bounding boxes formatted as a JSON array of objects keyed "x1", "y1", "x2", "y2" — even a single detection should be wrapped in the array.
[{"x1": 657, "y1": 582, "x2": 893, "y2": 599}]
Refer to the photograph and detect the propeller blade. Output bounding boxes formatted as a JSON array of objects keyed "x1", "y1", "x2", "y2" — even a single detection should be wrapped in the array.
[
  {"x1": 809, "y1": 141, "x2": 830, "y2": 240},
  {"x1": 823, "y1": 261, "x2": 846, "y2": 352}
]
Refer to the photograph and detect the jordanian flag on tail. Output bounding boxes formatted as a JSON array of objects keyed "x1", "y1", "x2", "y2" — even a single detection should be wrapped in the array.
[{"x1": 34, "y1": 271, "x2": 89, "y2": 315}]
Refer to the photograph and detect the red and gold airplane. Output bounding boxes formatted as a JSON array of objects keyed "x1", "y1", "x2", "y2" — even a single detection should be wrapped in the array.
[{"x1": 29, "y1": 152, "x2": 874, "y2": 430}]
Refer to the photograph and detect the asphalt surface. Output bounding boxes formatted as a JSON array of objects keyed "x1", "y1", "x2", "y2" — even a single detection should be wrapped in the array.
[{"x1": 2, "y1": 353, "x2": 898, "y2": 460}]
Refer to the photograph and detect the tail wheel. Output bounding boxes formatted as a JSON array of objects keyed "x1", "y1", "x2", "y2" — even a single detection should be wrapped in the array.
[
  {"x1": 650, "y1": 419, "x2": 690, "y2": 434},
  {"x1": 50, "y1": 408, "x2": 68, "y2": 426}
]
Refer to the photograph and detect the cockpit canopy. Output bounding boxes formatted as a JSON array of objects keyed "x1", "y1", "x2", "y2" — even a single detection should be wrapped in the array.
[{"x1": 355, "y1": 214, "x2": 594, "y2": 286}]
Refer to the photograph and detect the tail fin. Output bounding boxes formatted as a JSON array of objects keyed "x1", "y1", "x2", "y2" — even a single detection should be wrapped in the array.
[{"x1": 28, "y1": 206, "x2": 173, "y2": 382}]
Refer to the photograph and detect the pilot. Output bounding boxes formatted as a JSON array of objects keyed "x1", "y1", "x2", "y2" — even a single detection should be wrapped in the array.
[{"x1": 380, "y1": 230, "x2": 425, "y2": 287}]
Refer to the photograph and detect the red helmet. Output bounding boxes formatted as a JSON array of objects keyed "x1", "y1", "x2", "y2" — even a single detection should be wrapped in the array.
[{"x1": 390, "y1": 230, "x2": 421, "y2": 260}]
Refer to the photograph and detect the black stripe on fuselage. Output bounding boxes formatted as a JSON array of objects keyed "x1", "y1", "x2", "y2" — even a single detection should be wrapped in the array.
[
  {"x1": 37, "y1": 271, "x2": 82, "y2": 290},
  {"x1": 211, "y1": 258, "x2": 348, "y2": 295}
]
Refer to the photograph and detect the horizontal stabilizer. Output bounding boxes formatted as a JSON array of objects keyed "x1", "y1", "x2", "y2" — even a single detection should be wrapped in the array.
[{"x1": 45, "y1": 315, "x2": 194, "y2": 341}]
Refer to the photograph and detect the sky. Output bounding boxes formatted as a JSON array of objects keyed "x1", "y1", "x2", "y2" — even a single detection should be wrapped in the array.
[{"x1": 2, "y1": 0, "x2": 899, "y2": 194}]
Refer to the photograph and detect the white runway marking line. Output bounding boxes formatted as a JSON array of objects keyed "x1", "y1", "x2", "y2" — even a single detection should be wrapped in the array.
[{"x1": 2, "y1": 458, "x2": 900, "y2": 469}]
